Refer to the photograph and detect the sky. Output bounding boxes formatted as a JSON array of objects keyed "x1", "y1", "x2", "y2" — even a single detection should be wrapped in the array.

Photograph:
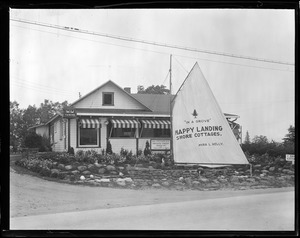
[{"x1": 9, "y1": 8, "x2": 295, "y2": 142}]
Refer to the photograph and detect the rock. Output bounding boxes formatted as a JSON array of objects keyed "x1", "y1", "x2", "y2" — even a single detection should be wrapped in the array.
[
  {"x1": 106, "y1": 165, "x2": 116, "y2": 171},
  {"x1": 253, "y1": 164, "x2": 261, "y2": 168},
  {"x1": 218, "y1": 178, "x2": 228, "y2": 183},
  {"x1": 282, "y1": 169, "x2": 292, "y2": 174},
  {"x1": 77, "y1": 166, "x2": 87, "y2": 172},
  {"x1": 184, "y1": 177, "x2": 192, "y2": 186},
  {"x1": 162, "y1": 181, "x2": 171, "y2": 187},
  {"x1": 98, "y1": 178, "x2": 111, "y2": 183},
  {"x1": 80, "y1": 175, "x2": 85, "y2": 180},
  {"x1": 71, "y1": 170, "x2": 80, "y2": 175},
  {"x1": 152, "y1": 183, "x2": 161, "y2": 188},
  {"x1": 65, "y1": 165, "x2": 73, "y2": 170},
  {"x1": 82, "y1": 170, "x2": 91, "y2": 175},
  {"x1": 287, "y1": 170, "x2": 294, "y2": 175},
  {"x1": 178, "y1": 177, "x2": 184, "y2": 181},
  {"x1": 51, "y1": 169, "x2": 59, "y2": 174},
  {"x1": 192, "y1": 181, "x2": 200, "y2": 186},
  {"x1": 199, "y1": 177, "x2": 209, "y2": 183},
  {"x1": 134, "y1": 167, "x2": 149, "y2": 171},
  {"x1": 261, "y1": 170, "x2": 269, "y2": 174},
  {"x1": 231, "y1": 176, "x2": 240, "y2": 183},
  {"x1": 109, "y1": 171, "x2": 118, "y2": 175},
  {"x1": 94, "y1": 163, "x2": 102, "y2": 168},
  {"x1": 58, "y1": 164, "x2": 65, "y2": 170},
  {"x1": 90, "y1": 175, "x2": 94, "y2": 178},
  {"x1": 119, "y1": 172, "x2": 124, "y2": 176},
  {"x1": 98, "y1": 168, "x2": 106, "y2": 174},
  {"x1": 269, "y1": 167, "x2": 276, "y2": 172},
  {"x1": 69, "y1": 175, "x2": 75, "y2": 181},
  {"x1": 88, "y1": 164, "x2": 95, "y2": 169},
  {"x1": 125, "y1": 164, "x2": 133, "y2": 170},
  {"x1": 116, "y1": 178, "x2": 126, "y2": 186},
  {"x1": 148, "y1": 166, "x2": 155, "y2": 170},
  {"x1": 118, "y1": 166, "x2": 125, "y2": 170},
  {"x1": 246, "y1": 178, "x2": 256, "y2": 183},
  {"x1": 124, "y1": 177, "x2": 133, "y2": 184}
]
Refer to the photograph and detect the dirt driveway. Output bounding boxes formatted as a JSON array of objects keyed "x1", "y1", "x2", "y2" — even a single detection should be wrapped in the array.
[{"x1": 10, "y1": 155, "x2": 294, "y2": 218}]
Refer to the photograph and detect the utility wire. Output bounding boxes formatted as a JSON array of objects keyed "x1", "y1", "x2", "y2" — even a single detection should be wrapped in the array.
[
  {"x1": 11, "y1": 76, "x2": 77, "y2": 94},
  {"x1": 11, "y1": 18, "x2": 294, "y2": 66},
  {"x1": 11, "y1": 23, "x2": 294, "y2": 73},
  {"x1": 11, "y1": 81, "x2": 75, "y2": 97}
]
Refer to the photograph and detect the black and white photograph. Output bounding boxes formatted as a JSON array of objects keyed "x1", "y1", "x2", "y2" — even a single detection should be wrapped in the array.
[{"x1": 7, "y1": 5, "x2": 296, "y2": 233}]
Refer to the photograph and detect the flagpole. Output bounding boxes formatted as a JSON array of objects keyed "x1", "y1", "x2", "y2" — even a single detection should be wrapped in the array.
[{"x1": 169, "y1": 54, "x2": 174, "y2": 160}]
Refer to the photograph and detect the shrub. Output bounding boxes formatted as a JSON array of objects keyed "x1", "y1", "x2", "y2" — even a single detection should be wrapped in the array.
[
  {"x1": 144, "y1": 140, "x2": 151, "y2": 156},
  {"x1": 120, "y1": 147, "x2": 128, "y2": 157},
  {"x1": 40, "y1": 168, "x2": 51, "y2": 177},
  {"x1": 137, "y1": 149, "x2": 143, "y2": 156},
  {"x1": 23, "y1": 131, "x2": 42, "y2": 148},
  {"x1": 106, "y1": 140, "x2": 113, "y2": 154},
  {"x1": 76, "y1": 150, "x2": 85, "y2": 158},
  {"x1": 68, "y1": 146, "x2": 75, "y2": 155},
  {"x1": 23, "y1": 131, "x2": 52, "y2": 152},
  {"x1": 58, "y1": 172, "x2": 66, "y2": 180},
  {"x1": 38, "y1": 152, "x2": 56, "y2": 160},
  {"x1": 57, "y1": 153, "x2": 73, "y2": 164}
]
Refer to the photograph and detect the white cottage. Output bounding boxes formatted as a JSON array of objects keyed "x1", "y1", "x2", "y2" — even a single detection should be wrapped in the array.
[{"x1": 31, "y1": 80, "x2": 242, "y2": 154}]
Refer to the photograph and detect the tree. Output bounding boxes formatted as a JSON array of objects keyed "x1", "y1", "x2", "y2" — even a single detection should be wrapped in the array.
[
  {"x1": 137, "y1": 85, "x2": 170, "y2": 94},
  {"x1": 244, "y1": 131, "x2": 250, "y2": 144},
  {"x1": 252, "y1": 135, "x2": 268, "y2": 145},
  {"x1": 283, "y1": 125, "x2": 295, "y2": 144},
  {"x1": 10, "y1": 101, "x2": 24, "y2": 148},
  {"x1": 282, "y1": 125, "x2": 295, "y2": 154},
  {"x1": 10, "y1": 99, "x2": 71, "y2": 148}
]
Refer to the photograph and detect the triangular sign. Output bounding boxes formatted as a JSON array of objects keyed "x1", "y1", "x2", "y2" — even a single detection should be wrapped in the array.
[{"x1": 172, "y1": 63, "x2": 249, "y2": 166}]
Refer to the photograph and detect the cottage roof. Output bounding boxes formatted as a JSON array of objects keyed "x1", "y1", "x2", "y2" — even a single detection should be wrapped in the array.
[
  {"x1": 131, "y1": 93, "x2": 239, "y2": 119},
  {"x1": 42, "y1": 80, "x2": 239, "y2": 124},
  {"x1": 131, "y1": 94, "x2": 174, "y2": 114}
]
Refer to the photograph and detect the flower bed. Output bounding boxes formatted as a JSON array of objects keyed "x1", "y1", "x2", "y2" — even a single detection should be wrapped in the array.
[{"x1": 15, "y1": 151, "x2": 295, "y2": 191}]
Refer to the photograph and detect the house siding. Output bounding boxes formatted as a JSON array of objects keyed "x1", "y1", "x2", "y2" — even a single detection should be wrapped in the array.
[
  {"x1": 51, "y1": 118, "x2": 67, "y2": 152},
  {"x1": 35, "y1": 126, "x2": 49, "y2": 138},
  {"x1": 74, "y1": 83, "x2": 146, "y2": 110},
  {"x1": 110, "y1": 138, "x2": 137, "y2": 154}
]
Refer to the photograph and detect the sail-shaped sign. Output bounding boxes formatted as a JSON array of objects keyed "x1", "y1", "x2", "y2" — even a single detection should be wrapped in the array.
[{"x1": 172, "y1": 63, "x2": 249, "y2": 165}]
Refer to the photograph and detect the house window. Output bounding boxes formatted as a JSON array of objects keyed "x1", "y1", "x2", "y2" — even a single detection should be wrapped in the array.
[
  {"x1": 79, "y1": 127, "x2": 99, "y2": 146},
  {"x1": 141, "y1": 128, "x2": 170, "y2": 138},
  {"x1": 102, "y1": 92, "x2": 114, "y2": 106},
  {"x1": 111, "y1": 128, "x2": 136, "y2": 138}
]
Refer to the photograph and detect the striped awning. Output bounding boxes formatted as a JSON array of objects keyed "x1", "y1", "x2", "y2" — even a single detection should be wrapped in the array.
[
  {"x1": 111, "y1": 119, "x2": 140, "y2": 128},
  {"x1": 79, "y1": 118, "x2": 101, "y2": 128},
  {"x1": 140, "y1": 119, "x2": 171, "y2": 129}
]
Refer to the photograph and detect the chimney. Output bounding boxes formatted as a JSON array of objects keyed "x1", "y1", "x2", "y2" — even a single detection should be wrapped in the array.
[{"x1": 124, "y1": 87, "x2": 131, "y2": 94}]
